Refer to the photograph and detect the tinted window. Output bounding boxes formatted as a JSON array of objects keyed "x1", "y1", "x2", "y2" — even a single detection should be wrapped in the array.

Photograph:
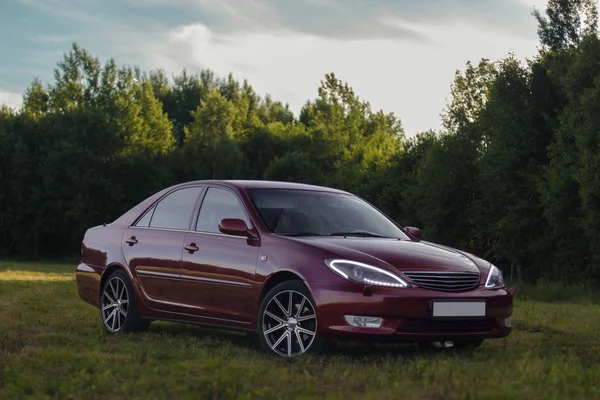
[
  {"x1": 149, "y1": 187, "x2": 202, "y2": 230},
  {"x1": 135, "y1": 206, "x2": 155, "y2": 227},
  {"x1": 248, "y1": 189, "x2": 410, "y2": 239},
  {"x1": 196, "y1": 188, "x2": 249, "y2": 233}
]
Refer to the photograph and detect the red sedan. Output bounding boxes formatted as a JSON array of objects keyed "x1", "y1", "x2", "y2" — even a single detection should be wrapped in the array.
[{"x1": 76, "y1": 180, "x2": 515, "y2": 357}]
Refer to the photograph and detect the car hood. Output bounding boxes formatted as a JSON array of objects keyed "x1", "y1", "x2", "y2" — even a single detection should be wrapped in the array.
[{"x1": 290, "y1": 237, "x2": 483, "y2": 274}]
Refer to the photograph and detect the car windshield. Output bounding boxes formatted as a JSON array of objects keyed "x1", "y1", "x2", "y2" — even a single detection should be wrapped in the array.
[{"x1": 247, "y1": 189, "x2": 409, "y2": 240}]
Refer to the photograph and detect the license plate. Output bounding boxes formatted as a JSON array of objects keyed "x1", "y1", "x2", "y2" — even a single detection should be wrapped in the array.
[{"x1": 432, "y1": 301, "x2": 486, "y2": 317}]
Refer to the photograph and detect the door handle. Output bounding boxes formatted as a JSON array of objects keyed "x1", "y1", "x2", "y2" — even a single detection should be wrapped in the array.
[
  {"x1": 125, "y1": 236, "x2": 138, "y2": 246},
  {"x1": 184, "y1": 243, "x2": 199, "y2": 254}
]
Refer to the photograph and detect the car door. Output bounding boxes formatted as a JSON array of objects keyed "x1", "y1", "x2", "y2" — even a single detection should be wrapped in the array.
[
  {"x1": 122, "y1": 185, "x2": 204, "y2": 312},
  {"x1": 179, "y1": 186, "x2": 259, "y2": 325}
]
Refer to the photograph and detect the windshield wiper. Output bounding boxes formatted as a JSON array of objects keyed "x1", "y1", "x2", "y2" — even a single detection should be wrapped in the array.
[{"x1": 330, "y1": 231, "x2": 398, "y2": 239}]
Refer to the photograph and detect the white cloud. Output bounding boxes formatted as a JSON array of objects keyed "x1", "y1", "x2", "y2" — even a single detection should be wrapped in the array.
[
  {"x1": 135, "y1": 0, "x2": 536, "y2": 40},
  {"x1": 12, "y1": 0, "x2": 549, "y2": 135},
  {"x1": 140, "y1": 17, "x2": 540, "y2": 135},
  {"x1": 0, "y1": 91, "x2": 23, "y2": 110}
]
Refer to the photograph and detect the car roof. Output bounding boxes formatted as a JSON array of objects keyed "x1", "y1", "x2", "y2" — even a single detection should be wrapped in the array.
[{"x1": 180, "y1": 180, "x2": 349, "y2": 194}]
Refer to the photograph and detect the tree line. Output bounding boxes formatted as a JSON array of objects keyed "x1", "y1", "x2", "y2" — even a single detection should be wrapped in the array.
[{"x1": 1, "y1": 0, "x2": 599, "y2": 284}]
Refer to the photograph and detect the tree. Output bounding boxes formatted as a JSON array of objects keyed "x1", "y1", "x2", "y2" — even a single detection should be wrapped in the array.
[
  {"x1": 301, "y1": 73, "x2": 402, "y2": 191},
  {"x1": 533, "y1": 0, "x2": 598, "y2": 50},
  {"x1": 540, "y1": 36, "x2": 600, "y2": 282},
  {"x1": 442, "y1": 59, "x2": 497, "y2": 138},
  {"x1": 263, "y1": 151, "x2": 322, "y2": 184},
  {"x1": 160, "y1": 69, "x2": 216, "y2": 146},
  {"x1": 471, "y1": 57, "x2": 553, "y2": 279},
  {"x1": 373, "y1": 131, "x2": 439, "y2": 228},
  {"x1": 410, "y1": 133, "x2": 478, "y2": 248},
  {"x1": 182, "y1": 90, "x2": 243, "y2": 180}
]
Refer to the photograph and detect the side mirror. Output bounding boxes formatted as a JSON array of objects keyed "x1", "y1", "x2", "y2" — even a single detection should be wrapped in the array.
[
  {"x1": 219, "y1": 218, "x2": 251, "y2": 237},
  {"x1": 405, "y1": 226, "x2": 421, "y2": 239}
]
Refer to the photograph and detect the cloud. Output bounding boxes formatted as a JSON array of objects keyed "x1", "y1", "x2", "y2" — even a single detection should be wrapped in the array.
[
  {"x1": 0, "y1": 91, "x2": 23, "y2": 109},
  {"x1": 143, "y1": 18, "x2": 540, "y2": 135},
  {"x1": 9, "y1": 0, "x2": 545, "y2": 135},
  {"x1": 15, "y1": 0, "x2": 540, "y2": 48},
  {"x1": 151, "y1": 0, "x2": 536, "y2": 41}
]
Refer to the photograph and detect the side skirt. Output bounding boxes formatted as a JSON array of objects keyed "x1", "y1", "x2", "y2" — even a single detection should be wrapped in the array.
[{"x1": 142, "y1": 317, "x2": 258, "y2": 334}]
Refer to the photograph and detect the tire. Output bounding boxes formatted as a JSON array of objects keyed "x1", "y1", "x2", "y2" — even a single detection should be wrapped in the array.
[
  {"x1": 258, "y1": 280, "x2": 320, "y2": 357},
  {"x1": 100, "y1": 269, "x2": 150, "y2": 334},
  {"x1": 418, "y1": 339, "x2": 484, "y2": 352}
]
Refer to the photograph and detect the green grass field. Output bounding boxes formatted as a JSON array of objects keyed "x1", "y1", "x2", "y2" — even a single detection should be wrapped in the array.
[{"x1": 1, "y1": 261, "x2": 600, "y2": 399}]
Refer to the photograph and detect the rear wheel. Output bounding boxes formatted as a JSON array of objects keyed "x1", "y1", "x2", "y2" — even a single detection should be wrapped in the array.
[
  {"x1": 258, "y1": 280, "x2": 319, "y2": 357},
  {"x1": 100, "y1": 269, "x2": 150, "y2": 333}
]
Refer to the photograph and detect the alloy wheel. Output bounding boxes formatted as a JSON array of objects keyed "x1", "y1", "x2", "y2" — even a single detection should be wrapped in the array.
[
  {"x1": 101, "y1": 277, "x2": 129, "y2": 332},
  {"x1": 262, "y1": 290, "x2": 317, "y2": 357}
]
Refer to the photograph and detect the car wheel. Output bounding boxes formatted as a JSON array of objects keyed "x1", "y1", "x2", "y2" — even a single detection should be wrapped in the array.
[
  {"x1": 100, "y1": 269, "x2": 150, "y2": 334},
  {"x1": 258, "y1": 280, "x2": 319, "y2": 357}
]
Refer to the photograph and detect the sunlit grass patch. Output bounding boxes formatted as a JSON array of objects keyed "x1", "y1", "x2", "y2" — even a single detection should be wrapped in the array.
[{"x1": 0, "y1": 269, "x2": 74, "y2": 281}]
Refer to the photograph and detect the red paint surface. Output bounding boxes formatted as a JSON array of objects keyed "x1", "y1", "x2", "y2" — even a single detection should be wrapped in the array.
[{"x1": 76, "y1": 180, "x2": 513, "y2": 341}]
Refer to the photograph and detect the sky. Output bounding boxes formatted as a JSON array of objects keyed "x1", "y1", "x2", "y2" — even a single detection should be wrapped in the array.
[{"x1": 0, "y1": 0, "x2": 549, "y2": 135}]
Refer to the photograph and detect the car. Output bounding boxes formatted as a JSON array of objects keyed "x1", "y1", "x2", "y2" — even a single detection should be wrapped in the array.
[{"x1": 76, "y1": 180, "x2": 515, "y2": 357}]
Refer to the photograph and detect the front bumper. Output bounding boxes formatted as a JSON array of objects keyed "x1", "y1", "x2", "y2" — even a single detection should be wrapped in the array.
[{"x1": 308, "y1": 281, "x2": 513, "y2": 342}]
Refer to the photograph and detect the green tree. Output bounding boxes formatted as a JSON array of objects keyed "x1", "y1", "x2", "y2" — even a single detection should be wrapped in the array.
[
  {"x1": 533, "y1": 0, "x2": 598, "y2": 50},
  {"x1": 183, "y1": 90, "x2": 243, "y2": 179},
  {"x1": 263, "y1": 151, "x2": 322, "y2": 184},
  {"x1": 442, "y1": 59, "x2": 497, "y2": 138},
  {"x1": 471, "y1": 57, "x2": 553, "y2": 279}
]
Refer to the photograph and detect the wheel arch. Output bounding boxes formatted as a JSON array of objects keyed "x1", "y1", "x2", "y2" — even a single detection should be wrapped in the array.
[
  {"x1": 260, "y1": 270, "x2": 313, "y2": 302},
  {"x1": 99, "y1": 263, "x2": 129, "y2": 298}
]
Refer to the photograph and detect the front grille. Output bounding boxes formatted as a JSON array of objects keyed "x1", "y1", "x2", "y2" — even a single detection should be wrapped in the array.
[
  {"x1": 398, "y1": 318, "x2": 496, "y2": 334},
  {"x1": 403, "y1": 271, "x2": 480, "y2": 292}
]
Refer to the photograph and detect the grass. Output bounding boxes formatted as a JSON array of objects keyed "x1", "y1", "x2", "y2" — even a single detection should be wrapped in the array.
[{"x1": 1, "y1": 261, "x2": 600, "y2": 399}]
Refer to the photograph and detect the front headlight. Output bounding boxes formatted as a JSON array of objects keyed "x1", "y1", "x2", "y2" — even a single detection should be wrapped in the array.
[
  {"x1": 485, "y1": 265, "x2": 504, "y2": 288},
  {"x1": 325, "y1": 259, "x2": 408, "y2": 288}
]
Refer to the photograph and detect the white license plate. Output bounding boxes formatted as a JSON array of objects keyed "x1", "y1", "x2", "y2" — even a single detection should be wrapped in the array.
[{"x1": 432, "y1": 301, "x2": 486, "y2": 317}]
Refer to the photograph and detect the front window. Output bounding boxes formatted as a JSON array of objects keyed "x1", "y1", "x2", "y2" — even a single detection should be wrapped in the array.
[
  {"x1": 196, "y1": 187, "x2": 249, "y2": 233},
  {"x1": 247, "y1": 189, "x2": 409, "y2": 239}
]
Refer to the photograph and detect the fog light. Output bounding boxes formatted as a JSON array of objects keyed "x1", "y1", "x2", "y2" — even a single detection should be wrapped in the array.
[
  {"x1": 505, "y1": 317, "x2": 511, "y2": 328},
  {"x1": 344, "y1": 315, "x2": 383, "y2": 328}
]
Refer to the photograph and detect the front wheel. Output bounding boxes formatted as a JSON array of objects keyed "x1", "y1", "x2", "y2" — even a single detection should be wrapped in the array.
[
  {"x1": 258, "y1": 280, "x2": 319, "y2": 357},
  {"x1": 100, "y1": 269, "x2": 150, "y2": 333}
]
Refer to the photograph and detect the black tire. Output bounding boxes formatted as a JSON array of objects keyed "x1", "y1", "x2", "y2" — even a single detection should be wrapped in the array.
[
  {"x1": 100, "y1": 269, "x2": 150, "y2": 334},
  {"x1": 258, "y1": 280, "x2": 322, "y2": 357}
]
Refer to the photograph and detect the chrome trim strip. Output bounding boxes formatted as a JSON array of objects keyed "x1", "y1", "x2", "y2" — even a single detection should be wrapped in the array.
[
  {"x1": 191, "y1": 231, "x2": 249, "y2": 240},
  {"x1": 136, "y1": 270, "x2": 181, "y2": 279},
  {"x1": 403, "y1": 270, "x2": 481, "y2": 292},
  {"x1": 137, "y1": 269, "x2": 252, "y2": 287},
  {"x1": 137, "y1": 285, "x2": 182, "y2": 307},
  {"x1": 130, "y1": 226, "x2": 189, "y2": 233},
  {"x1": 403, "y1": 271, "x2": 480, "y2": 275},
  {"x1": 129, "y1": 225, "x2": 249, "y2": 240},
  {"x1": 180, "y1": 274, "x2": 252, "y2": 287}
]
